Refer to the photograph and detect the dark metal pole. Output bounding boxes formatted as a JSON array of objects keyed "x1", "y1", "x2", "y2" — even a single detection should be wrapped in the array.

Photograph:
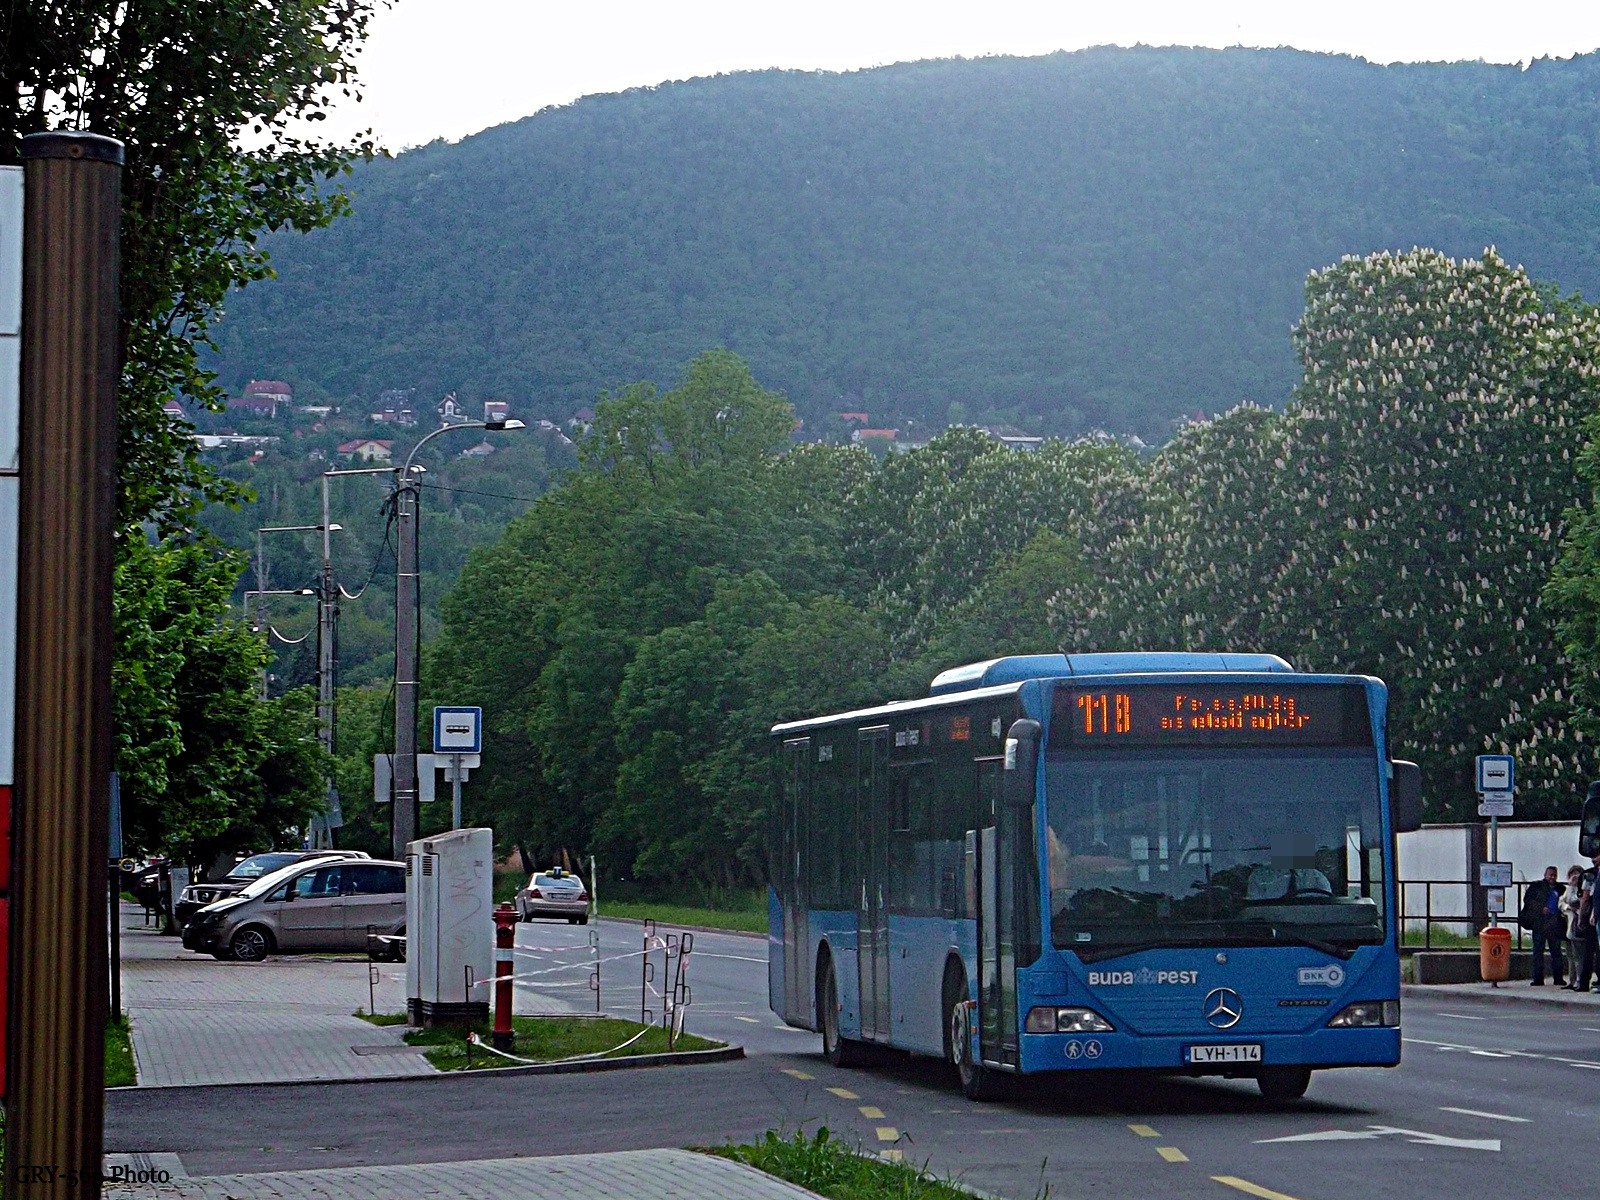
[
  {"x1": 4, "y1": 132, "x2": 123, "y2": 1200},
  {"x1": 392, "y1": 468, "x2": 419, "y2": 858}
]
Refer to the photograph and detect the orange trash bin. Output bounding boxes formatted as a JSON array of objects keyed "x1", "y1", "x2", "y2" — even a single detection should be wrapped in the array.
[{"x1": 1479, "y1": 925, "x2": 1512, "y2": 982}]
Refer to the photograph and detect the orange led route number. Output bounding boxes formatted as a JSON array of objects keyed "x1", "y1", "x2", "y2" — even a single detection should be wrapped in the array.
[{"x1": 1055, "y1": 683, "x2": 1370, "y2": 749}]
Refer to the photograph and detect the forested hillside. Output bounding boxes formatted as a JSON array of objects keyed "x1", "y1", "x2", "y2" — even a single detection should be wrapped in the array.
[{"x1": 213, "y1": 46, "x2": 1600, "y2": 438}]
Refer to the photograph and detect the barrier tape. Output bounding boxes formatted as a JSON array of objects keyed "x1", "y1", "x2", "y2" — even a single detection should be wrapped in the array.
[{"x1": 464, "y1": 1025, "x2": 649, "y2": 1066}]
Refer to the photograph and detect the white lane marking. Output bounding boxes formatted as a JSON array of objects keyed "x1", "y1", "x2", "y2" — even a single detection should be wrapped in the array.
[
  {"x1": 1437, "y1": 1013, "x2": 1486, "y2": 1020},
  {"x1": 1565, "y1": 1062, "x2": 1600, "y2": 1070},
  {"x1": 1439, "y1": 1107, "x2": 1530, "y2": 1124},
  {"x1": 735, "y1": 1016, "x2": 760, "y2": 1023},
  {"x1": 1256, "y1": 1126, "x2": 1499, "y2": 1152},
  {"x1": 691, "y1": 952, "x2": 768, "y2": 963},
  {"x1": 1469, "y1": 1050, "x2": 1513, "y2": 1058},
  {"x1": 1581, "y1": 1028, "x2": 1600, "y2": 1033}
]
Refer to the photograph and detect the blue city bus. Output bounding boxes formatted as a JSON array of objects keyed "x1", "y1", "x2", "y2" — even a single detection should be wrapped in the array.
[{"x1": 767, "y1": 652, "x2": 1423, "y2": 1100}]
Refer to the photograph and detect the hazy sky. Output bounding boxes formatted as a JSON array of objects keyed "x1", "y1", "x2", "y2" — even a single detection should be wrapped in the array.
[{"x1": 325, "y1": 1, "x2": 1600, "y2": 149}]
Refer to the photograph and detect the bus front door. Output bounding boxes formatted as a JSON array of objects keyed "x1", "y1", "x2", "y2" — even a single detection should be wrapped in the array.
[
  {"x1": 858, "y1": 726, "x2": 891, "y2": 1041},
  {"x1": 781, "y1": 738, "x2": 811, "y2": 1025},
  {"x1": 975, "y1": 759, "x2": 1020, "y2": 1067}
]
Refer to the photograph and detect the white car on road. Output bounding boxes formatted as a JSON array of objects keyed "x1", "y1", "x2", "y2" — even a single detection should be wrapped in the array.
[{"x1": 515, "y1": 868, "x2": 590, "y2": 923}]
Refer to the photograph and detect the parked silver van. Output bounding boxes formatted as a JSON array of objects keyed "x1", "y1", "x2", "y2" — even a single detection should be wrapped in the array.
[{"x1": 181, "y1": 858, "x2": 406, "y2": 962}]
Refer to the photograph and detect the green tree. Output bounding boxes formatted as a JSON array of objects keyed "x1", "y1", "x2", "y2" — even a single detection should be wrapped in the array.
[
  {"x1": 1070, "y1": 249, "x2": 1600, "y2": 819},
  {"x1": 113, "y1": 537, "x2": 325, "y2": 860}
]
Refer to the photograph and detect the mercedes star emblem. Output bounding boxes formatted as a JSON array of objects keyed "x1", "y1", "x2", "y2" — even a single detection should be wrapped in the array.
[{"x1": 1203, "y1": 987, "x2": 1243, "y2": 1029}]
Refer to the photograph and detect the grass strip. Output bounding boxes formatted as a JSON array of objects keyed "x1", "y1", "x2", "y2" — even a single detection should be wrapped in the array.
[
  {"x1": 354, "y1": 1009, "x2": 409, "y2": 1026},
  {"x1": 105, "y1": 1013, "x2": 137, "y2": 1088},
  {"x1": 403, "y1": 1015, "x2": 718, "y2": 1071},
  {"x1": 710, "y1": 1129, "x2": 978, "y2": 1200},
  {"x1": 599, "y1": 901, "x2": 766, "y2": 934}
]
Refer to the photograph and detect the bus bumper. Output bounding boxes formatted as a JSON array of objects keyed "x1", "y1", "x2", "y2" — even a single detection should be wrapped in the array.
[{"x1": 1019, "y1": 1026, "x2": 1401, "y2": 1073}]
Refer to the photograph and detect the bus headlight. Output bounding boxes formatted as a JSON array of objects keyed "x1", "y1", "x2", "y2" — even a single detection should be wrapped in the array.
[
  {"x1": 1327, "y1": 1000, "x2": 1400, "y2": 1028},
  {"x1": 1026, "y1": 1006, "x2": 1115, "y2": 1034}
]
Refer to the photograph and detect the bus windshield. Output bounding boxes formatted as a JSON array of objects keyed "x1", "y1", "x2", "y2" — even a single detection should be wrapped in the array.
[{"x1": 1044, "y1": 748, "x2": 1385, "y2": 960}]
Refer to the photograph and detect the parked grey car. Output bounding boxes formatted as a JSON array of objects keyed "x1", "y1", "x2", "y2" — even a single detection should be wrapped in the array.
[
  {"x1": 173, "y1": 849, "x2": 369, "y2": 929},
  {"x1": 181, "y1": 859, "x2": 407, "y2": 962}
]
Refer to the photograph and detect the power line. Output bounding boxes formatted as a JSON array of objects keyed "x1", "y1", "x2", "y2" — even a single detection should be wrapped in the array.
[{"x1": 417, "y1": 481, "x2": 544, "y2": 504}]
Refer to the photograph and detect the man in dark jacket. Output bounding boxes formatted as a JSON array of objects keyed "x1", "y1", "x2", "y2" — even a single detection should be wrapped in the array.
[{"x1": 1522, "y1": 866, "x2": 1567, "y2": 986}]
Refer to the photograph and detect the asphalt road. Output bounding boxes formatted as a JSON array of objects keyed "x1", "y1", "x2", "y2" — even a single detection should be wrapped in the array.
[{"x1": 107, "y1": 922, "x2": 1600, "y2": 1200}]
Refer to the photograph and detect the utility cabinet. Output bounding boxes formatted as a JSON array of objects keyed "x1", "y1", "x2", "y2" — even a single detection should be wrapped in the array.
[{"x1": 406, "y1": 827, "x2": 493, "y2": 1026}]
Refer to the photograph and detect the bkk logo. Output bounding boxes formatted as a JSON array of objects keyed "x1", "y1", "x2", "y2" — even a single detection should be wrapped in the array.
[
  {"x1": 1296, "y1": 964, "x2": 1345, "y2": 987},
  {"x1": 1087, "y1": 967, "x2": 1199, "y2": 986}
]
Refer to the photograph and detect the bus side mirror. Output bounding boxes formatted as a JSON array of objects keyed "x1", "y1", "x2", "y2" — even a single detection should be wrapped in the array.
[
  {"x1": 1003, "y1": 719, "x2": 1041, "y2": 806},
  {"x1": 1390, "y1": 760, "x2": 1423, "y2": 834},
  {"x1": 1580, "y1": 789, "x2": 1600, "y2": 858}
]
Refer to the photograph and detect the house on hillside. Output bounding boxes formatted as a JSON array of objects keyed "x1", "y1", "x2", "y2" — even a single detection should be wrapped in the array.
[
  {"x1": 161, "y1": 399, "x2": 186, "y2": 421},
  {"x1": 850, "y1": 427, "x2": 899, "y2": 445},
  {"x1": 567, "y1": 407, "x2": 595, "y2": 434},
  {"x1": 337, "y1": 438, "x2": 393, "y2": 463},
  {"x1": 978, "y1": 423, "x2": 1044, "y2": 452},
  {"x1": 483, "y1": 400, "x2": 510, "y2": 425},
  {"x1": 372, "y1": 388, "x2": 417, "y2": 426},
  {"x1": 228, "y1": 379, "x2": 292, "y2": 418},
  {"x1": 460, "y1": 439, "x2": 496, "y2": 459},
  {"x1": 839, "y1": 411, "x2": 869, "y2": 425},
  {"x1": 438, "y1": 392, "x2": 472, "y2": 426}
]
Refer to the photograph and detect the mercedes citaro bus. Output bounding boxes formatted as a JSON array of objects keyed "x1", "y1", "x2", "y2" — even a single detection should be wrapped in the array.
[{"x1": 767, "y1": 653, "x2": 1423, "y2": 1100}]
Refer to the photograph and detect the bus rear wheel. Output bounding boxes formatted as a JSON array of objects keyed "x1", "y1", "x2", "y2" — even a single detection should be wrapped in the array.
[
  {"x1": 818, "y1": 956, "x2": 869, "y2": 1068},
  {"x1": 1256, "y1": 1065, "x2": 1312, "y2": 1101}
]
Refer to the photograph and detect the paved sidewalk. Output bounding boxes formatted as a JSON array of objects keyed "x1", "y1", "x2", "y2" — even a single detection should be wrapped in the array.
[
  {"x1": 102, "y1": 1149, "x2": 820, "y2": 1200},
  {"x1": 1403, "y1": 980, "x2": 1600, "y2": 1009},
  {"x1": 119, "y1": 904, "x2": 434, "y2": 1087}
]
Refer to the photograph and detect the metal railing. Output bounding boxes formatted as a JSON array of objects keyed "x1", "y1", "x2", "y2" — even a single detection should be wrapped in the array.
[{"x1": 1399, "y1": 879, "x2": 1537, "y2": 950}]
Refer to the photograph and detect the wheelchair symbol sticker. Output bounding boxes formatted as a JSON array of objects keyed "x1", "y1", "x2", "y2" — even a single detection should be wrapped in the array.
[{"x1": 1084, "y1": 1040, "x2": 1103, "y2": 1059}]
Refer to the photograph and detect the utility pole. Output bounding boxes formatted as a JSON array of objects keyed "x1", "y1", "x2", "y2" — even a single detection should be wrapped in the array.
[
  {"x1": 392, "y1": 417, "x2": 523, "y2": 859},
  {"x1": 391, "y1": 465, "x2": 420, "y2": 859},
  {"x1": 318, "y1": 477, "x2": 336, "y2": 848},
  {"x1": 5, "y1": 130, "x2": 123, "y2": 1200}
]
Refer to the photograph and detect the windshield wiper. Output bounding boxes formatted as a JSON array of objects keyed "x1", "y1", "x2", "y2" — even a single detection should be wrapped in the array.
[{"x1": 1237, "y1": 923, "x2": 1360, "y2": 960}]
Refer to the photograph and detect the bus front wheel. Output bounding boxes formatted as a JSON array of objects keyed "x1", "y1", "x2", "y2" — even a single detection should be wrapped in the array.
[
  {"x1": 946, "y1": 981, "x2": 1002, "y2": 1101},
  {"x1": 1256, "y1": 1065, "x2": 1312, "y2": 1101},
  {"x1": 819, "y1": 956, "x2": 869, "y2": 1068}
]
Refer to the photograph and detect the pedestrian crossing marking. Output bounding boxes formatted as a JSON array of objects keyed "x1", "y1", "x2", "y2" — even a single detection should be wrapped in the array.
[
  {"x1": 859, "y1": 1106, "x2": 884, "y2": 1119},
  {"x1": 1156, "y1": 1146, "x2": 1188, "y2": 1163},
  {"x1": 1128, "y1": 1124, "x2": 1160, "y2": 1137},
  {"x1": 781, "y1": 1068, "x2": 813, "y2": 1080},
  {"x1": 827, "y1": 1086, "x2": 859, "y2": 1099},
  {"x1": 875, "y1": 1127, "x2": 899, "y2": 1142}
]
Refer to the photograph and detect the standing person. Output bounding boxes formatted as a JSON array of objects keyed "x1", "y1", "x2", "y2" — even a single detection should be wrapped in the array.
[
  {"x1": 1574, "y1": 862, "x2": 1599, "y2": 994},
  {"x1": 1521, "y1": 866, "x2": 1567, "y2": 986},
  {"x1": 1563, "y1": 866, "x2": 1587, "y2": 989}
]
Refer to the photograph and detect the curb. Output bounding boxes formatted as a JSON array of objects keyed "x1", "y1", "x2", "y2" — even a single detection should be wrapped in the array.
[
  {"x1": 599, "y1": 914, "x2": 765, "y2": 941},
  {"x1": 1403, "y1": 982, "x2": 1600, "y2": 1010},
  {"x1": 110, "y1": 1043, "x2": 744, "y2": 1093}
]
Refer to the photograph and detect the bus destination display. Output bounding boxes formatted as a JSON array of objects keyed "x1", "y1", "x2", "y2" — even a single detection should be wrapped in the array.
[{"x1": 1053, "y1": 684, "x2": 1371, "y2": 748}]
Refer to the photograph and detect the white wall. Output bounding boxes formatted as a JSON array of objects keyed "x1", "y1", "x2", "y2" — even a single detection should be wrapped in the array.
[{"x1": 1397, "y1": 821, "x2": 1581, "y2": 938}]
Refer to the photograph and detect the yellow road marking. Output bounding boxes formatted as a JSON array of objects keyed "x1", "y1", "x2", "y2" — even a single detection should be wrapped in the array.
[
  {"x1": 827, "y1": 1087, "x2": 860, "y2": 1099},
  {"x1": 1129, "y1": 1124, "x2": 1160, "y2": 1138},
  {"x1": 880, "y1": 1149, "x2": 904, "y2": 1162},
  {"x1": 859, "y1": 1105, "x2": 885, "y2": 1119},
  {"x1": 1211, "y1": 1177, "x2": 1304, "y2": 1200},
  {"x1": 1156, "y1": 1146, "x2": 1189, "y2": 1163},
  {"x1": 781, "y1": 1068, "x2": 813, "y2": 1080},
  {"x1": 876, "y1": 1126, "x2": 900, "y2": 1142}
]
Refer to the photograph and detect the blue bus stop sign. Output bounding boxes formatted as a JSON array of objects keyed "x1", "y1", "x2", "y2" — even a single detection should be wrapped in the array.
[
  {"x1": 1475, "y1": 754, "x2": 1514, "y2": 795},
  {"x1": 433, "y1": 706, "x2": 483, "y2": 755}
]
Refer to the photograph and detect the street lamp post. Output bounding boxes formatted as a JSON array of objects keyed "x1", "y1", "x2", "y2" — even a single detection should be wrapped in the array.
[{"x1": 391, "y1": 418, "x2": 523, "y2": 859}]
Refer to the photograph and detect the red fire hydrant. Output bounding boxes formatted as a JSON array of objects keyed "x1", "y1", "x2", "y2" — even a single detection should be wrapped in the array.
[{"x1": 493, "y1": 902, "x2": 516, "y2": 1051}]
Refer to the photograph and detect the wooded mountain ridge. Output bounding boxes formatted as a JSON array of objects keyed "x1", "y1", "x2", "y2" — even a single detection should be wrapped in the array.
[{"x1": 212, "y1": 46, "x2": 1600, "y2": 438}]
